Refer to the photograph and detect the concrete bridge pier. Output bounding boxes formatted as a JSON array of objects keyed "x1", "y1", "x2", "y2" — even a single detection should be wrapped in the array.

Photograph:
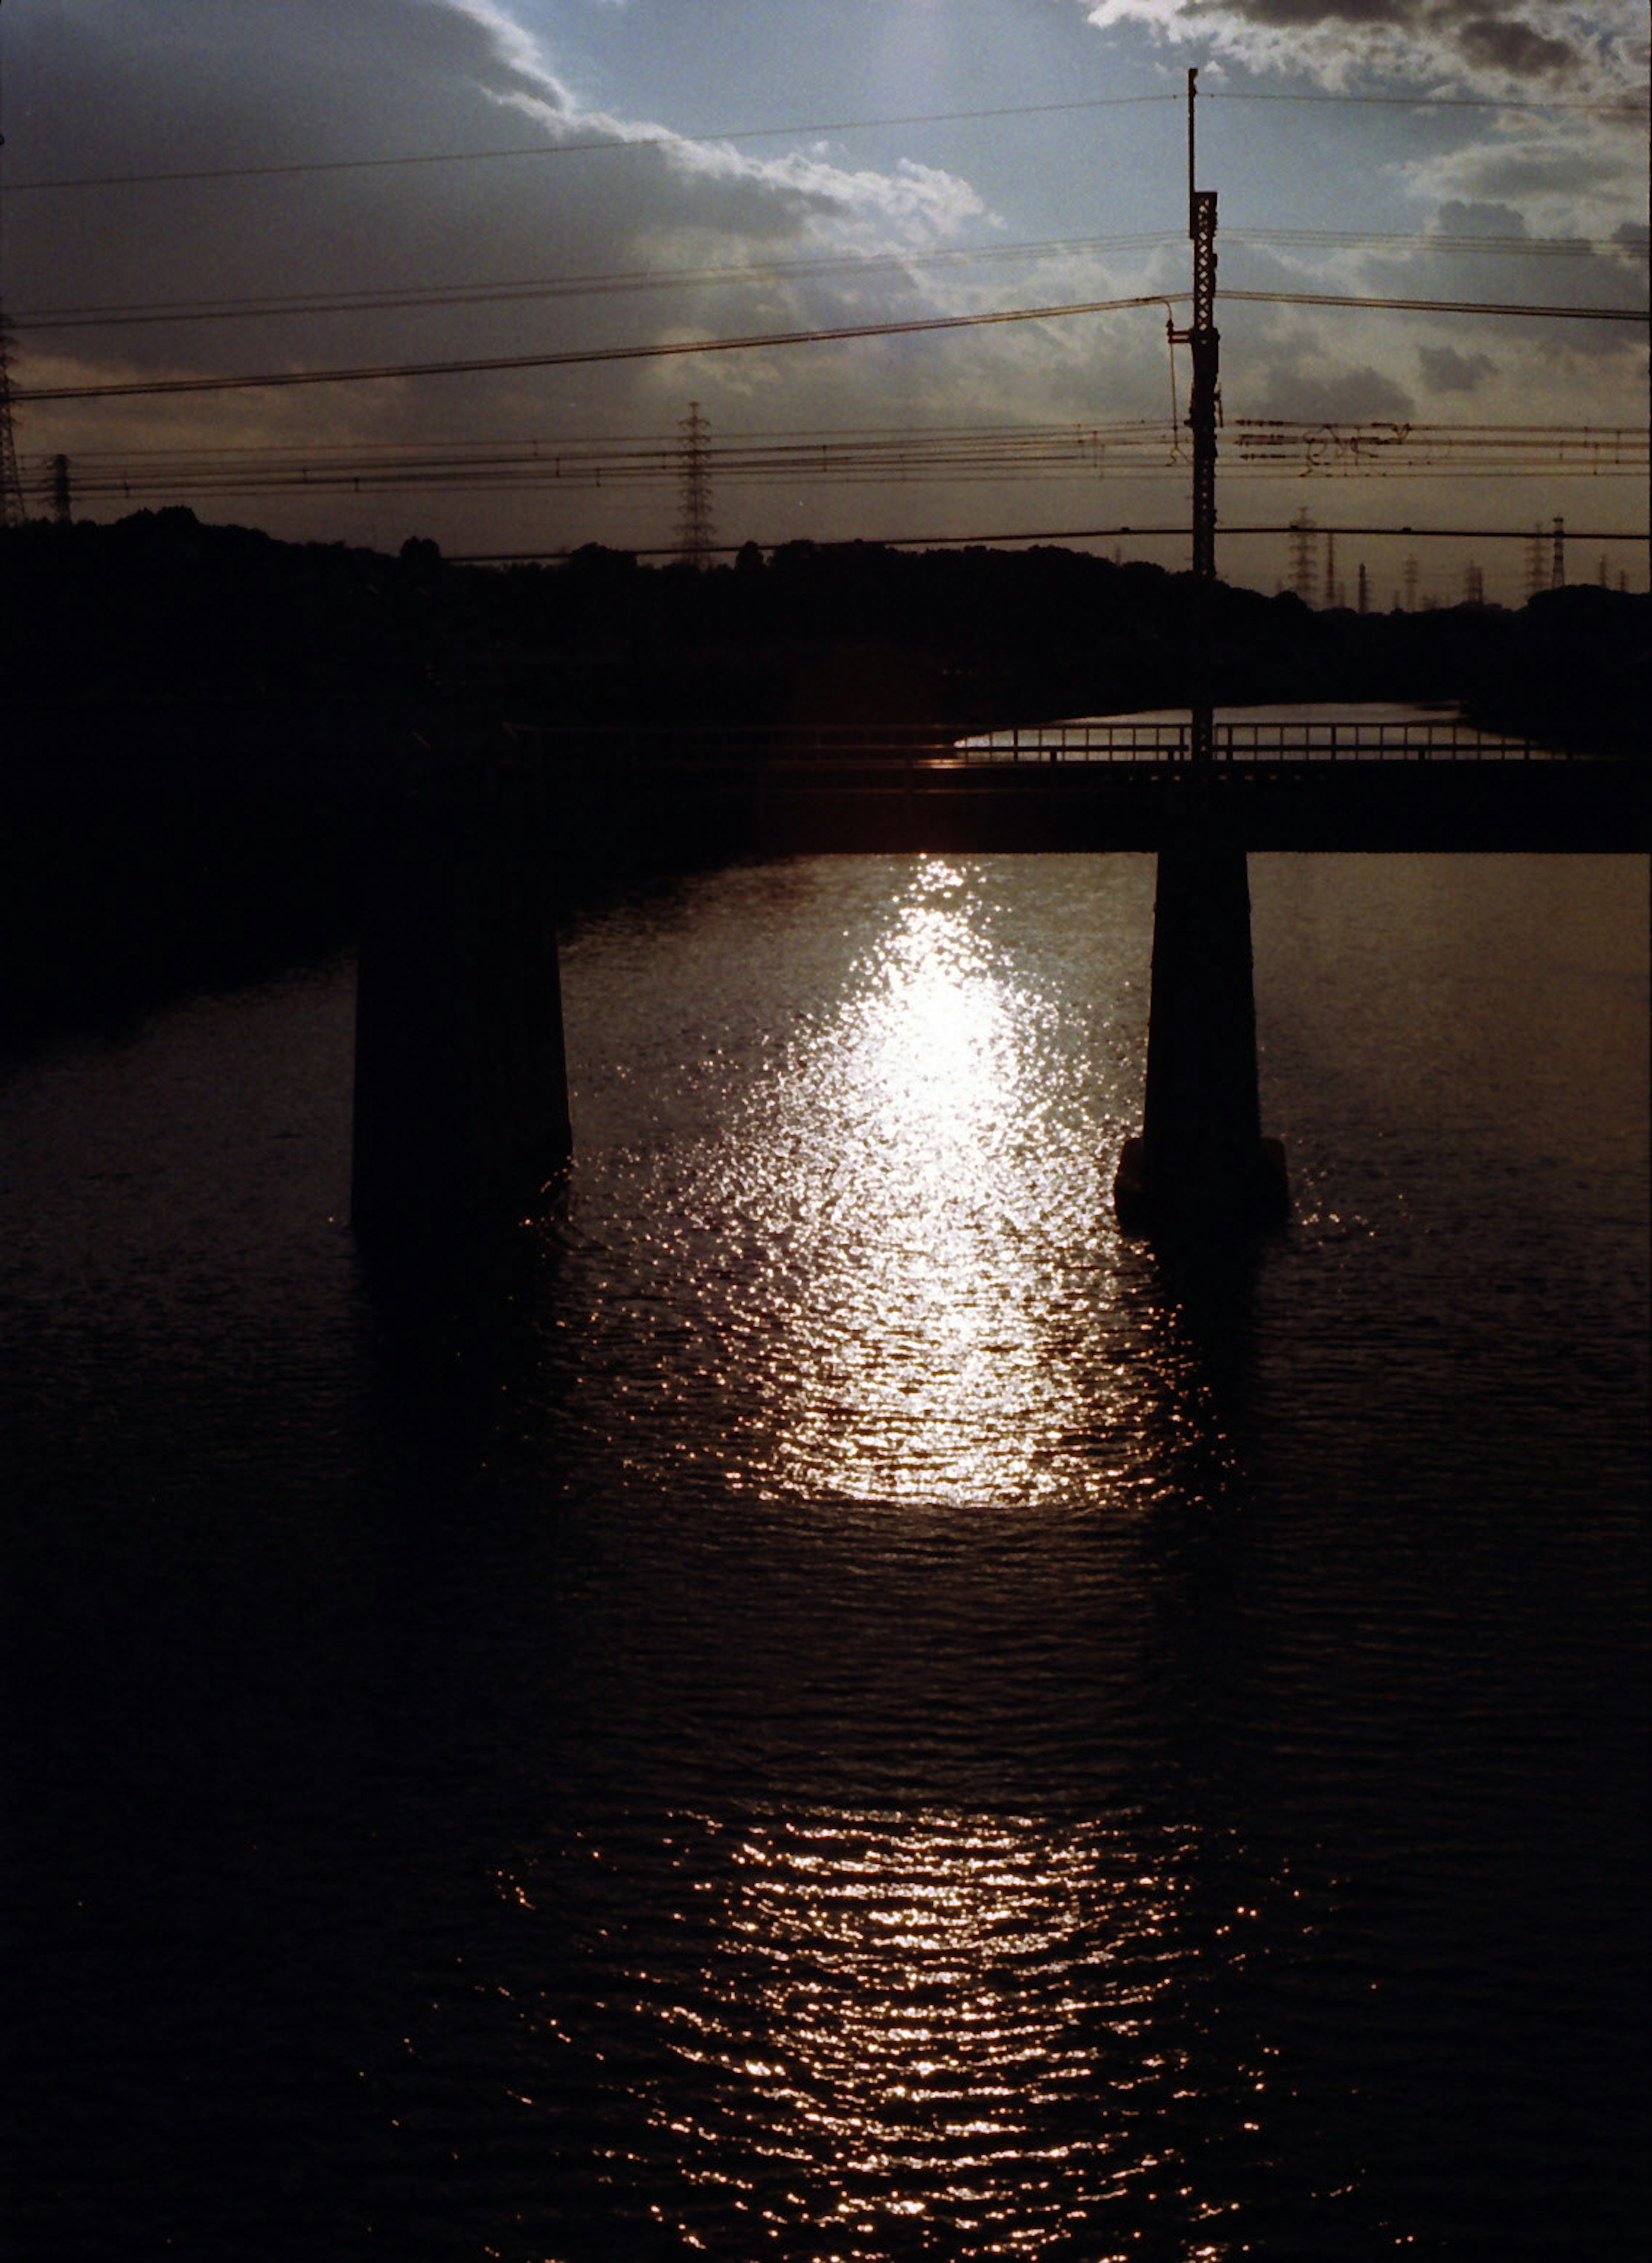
[
  {"x1": 351, "y1": 739, "x2": 571, "y2": 1250},
  {"x1": 1115, "y1": 806, "x2": 1288, "y2": 1241}
]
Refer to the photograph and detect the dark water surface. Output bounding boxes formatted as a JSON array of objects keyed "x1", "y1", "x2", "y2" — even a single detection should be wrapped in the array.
[{"x1": 5, "y1": 852, "x2": 1647, "y2": 2261}]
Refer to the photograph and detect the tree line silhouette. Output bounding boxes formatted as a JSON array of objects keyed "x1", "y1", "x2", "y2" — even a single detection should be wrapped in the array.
[
  {"x1": 3, "y1": 506, "x2": 1645, "y2": 740},
  {"x1": 2, "y1": 508, "x2": 1645, "y2": 1046}
]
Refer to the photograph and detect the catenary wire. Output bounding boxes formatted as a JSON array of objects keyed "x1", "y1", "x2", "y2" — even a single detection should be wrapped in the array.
[
  {"x1": 13, "y1": 285, "x2": 1644, "y2": 408},
  {"x1": 9, "y1": 229, "x2": 1639, "y2": 333},
  {"x1": 9, "y1": 294, "x2": 1182, "y2": 404},
  {"x1": 37, "y1": 421, "x2": 1646, "y2": 507},
  {"x1": 3, "y1": 86, "x2": 1642, "y2": 194}
]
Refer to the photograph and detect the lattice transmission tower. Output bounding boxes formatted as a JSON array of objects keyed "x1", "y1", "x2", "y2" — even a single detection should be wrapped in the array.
[
  {"x1": 0, "y1": 311, "x2": 27, "y2": 528},
  {"x1": 1524, "y1": 519, "x2": 1566, "y2": 601},
  {"x1": 1288, "y1": 510, "x2": 1318, "y2": 604},
  {"x1": 675, "y1": 401, "x2": 716, "y2": 567}
]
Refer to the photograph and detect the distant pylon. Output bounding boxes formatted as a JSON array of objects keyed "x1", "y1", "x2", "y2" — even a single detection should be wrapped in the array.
[
  {"x1": 0, "y1": 310, "x2": 28, "y2": 528},
  {"x1": 49, "y1": 452, "x2": 71, "y2": 523},
  {"x1": 1402, "y1": 555, "x2": 1419, "y2": 611},
  {"x1": 1525, "y1": 524, "x2": 1547, "y2": 601},
  {"x1": 1549, "y1": 515, "x2": 1565, "y2": 590},
  {"x1": 1288, "y1": 509, "x2": 1317, "y2": 603},
  {"x1": 675, "y1": 401, "x2": 716, "y2": 567}
]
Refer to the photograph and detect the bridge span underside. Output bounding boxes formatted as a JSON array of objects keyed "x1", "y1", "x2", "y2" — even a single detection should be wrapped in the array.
[
  {"x1": 350, "y1": 731, "x2": 1645, "y2": 1250},
  {"x1": 570, "y1": 753, "x2": 1646, "y2": 858}
]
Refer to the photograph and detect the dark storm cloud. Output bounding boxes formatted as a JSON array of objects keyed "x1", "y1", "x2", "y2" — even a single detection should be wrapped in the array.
[
  {"x1": 1245, "y1": 357, "x2": 1417, "y2": 419},
  {"x1": 4, "y1": 0, "x2": 981, "y2": 381},
  {"x1": 1188, "y1": 1, "x2": 1432, "y2": 24},
  {"x1": 1453, "y1": 14, "x2": 1580, "y2": 77},
  {"x1": 1085, "y1": 1, "x2": 1644, "y2": 92},
  {"x1": 1415, "y1": 341, "x2": 1496, "y2": 391},
  {"x1": 3, "y1": 0, "x2": 1005, "y2": 550},
  {"x1": 1182, "y1": 0, "x2": 1573, "y2": 52}
]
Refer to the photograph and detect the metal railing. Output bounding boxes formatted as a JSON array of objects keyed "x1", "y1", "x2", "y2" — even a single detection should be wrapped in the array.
[
  {"x1": 501, "y1": 715, "x2": 1604, "y2": 768},
  {"x1": 953, "y1": 718, "x2": 1554, "y2": 762}
]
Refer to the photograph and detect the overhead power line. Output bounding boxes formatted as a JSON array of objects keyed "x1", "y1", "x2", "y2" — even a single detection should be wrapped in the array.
[
  {"x1": 1222, "y1": 288, "x2": 1645, "y2": 321},
  {"x1": 0, "y1": 96, "x2": 1179, "y2": 194},
  {"x1": 40, "y1": 420, "x2": 1646, "y2": 510},
  {"x1": 9, "y1": 228, "x2": 1635, "y2": 335},
  {"x1": 3, "y1": 85, "x2": 1640, "y2": 195},
  {"x1": 8, "y1": 293, "x2": 1180, "y2": 405},
  {"x1": 15, "y1": 282, "x2": 1644, "y2": 410},
  {"x1": 449, "y1": 521, "x2": 1648, "y2": 564}
]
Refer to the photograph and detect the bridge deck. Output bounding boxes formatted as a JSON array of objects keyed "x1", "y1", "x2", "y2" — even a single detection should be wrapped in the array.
[
  {"x1": 955, "y1": 717, "x2": 1556, "y2": 762},
  {"x1": 498, "y1": 719, "x2": 1647, "y2": 854},
  {"x1": 513, "y1": 717, "x2": 1576, "y2": 762}
]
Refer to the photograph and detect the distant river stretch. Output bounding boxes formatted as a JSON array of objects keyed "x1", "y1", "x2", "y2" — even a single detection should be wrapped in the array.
[{"x1": 4, "y1": 844, "x2": 1647, "y2": 2261}]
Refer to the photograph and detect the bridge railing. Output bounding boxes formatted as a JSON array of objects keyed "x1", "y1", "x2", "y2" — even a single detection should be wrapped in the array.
[
  {"x1": 500, "y1": 716, "x2": 1594, "y2": 769},
  {"x1": 954, "y1": 718, "x2": 1556, "y2": 762}
]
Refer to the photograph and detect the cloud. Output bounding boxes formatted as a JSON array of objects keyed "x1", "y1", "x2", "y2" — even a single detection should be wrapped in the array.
[
  {"x1": 1081, "y1": 1, "x2": 1647, "y2": 98},
  {"x1": 1401, "y1": 133, "x2": 1649, "y2": 239},
  {"x1": 1239, "y1": 335, "x2": 1418, "y2": 421},
  {"x1": 1454, "y1": 15, "x2": 1581, "y2": 78},
  {"x1": 1416, "y1": 342, "x2": 1496, "y2": 392},
  {"x1": 5, "y1": 0, "x2": 1640, "y2": 569},
  {"x1": 4, "y1": 3, "x2": 995, "y2": 450}
]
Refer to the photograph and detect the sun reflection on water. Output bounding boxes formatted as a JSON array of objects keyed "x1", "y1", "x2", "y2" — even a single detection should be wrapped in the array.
[
  {"x1": 723, "y1": 861, "x2": 1131, "y2": 1509},
  {"x1": 496, "y1": 858, "x2": 1280, "y2": 2254},
  {"x1": 619, "y1": 1806, "x2": 1239, "y2": 2259}
]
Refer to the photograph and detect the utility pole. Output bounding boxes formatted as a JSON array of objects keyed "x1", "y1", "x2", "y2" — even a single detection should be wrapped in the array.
[
  {"x1": 0, "y1": 3, "x2": 25, "y2": 527},
  {"x1": 1184, "y1": 83, "x2": 1218, "y2": 586},
  {"x1": 1168, "y1": 67, "x2": 1220, "y2": 760},
  {"x1": 49, "y1": 452, "x2": 71, "y2": 524},
  {"x1": 0, "y1": 311, "x2": 26, "y2": 529}
]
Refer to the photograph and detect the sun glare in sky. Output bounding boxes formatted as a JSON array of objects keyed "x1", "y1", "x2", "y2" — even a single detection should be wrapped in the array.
[{"x1": 1, "y1": 1, "x2": 1644, "y2": 593}]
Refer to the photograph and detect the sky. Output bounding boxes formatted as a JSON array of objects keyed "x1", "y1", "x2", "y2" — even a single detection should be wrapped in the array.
[{"x1": 1, "y1": 0, "x2": 1646, "y2": 603}]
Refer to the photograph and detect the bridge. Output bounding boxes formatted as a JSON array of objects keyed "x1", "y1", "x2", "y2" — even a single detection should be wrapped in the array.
[
  {"x1": 534, "y1": 714, "x2": 1644, "y2": 855},
  {"x1": 351, "y1": 712, "x2": 1647, "y2": 1255}
]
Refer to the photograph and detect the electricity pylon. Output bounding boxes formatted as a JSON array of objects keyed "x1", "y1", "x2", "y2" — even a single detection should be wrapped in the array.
[
  {"x1": 675, "y1": 401, "x2": 716, "y2": 567},
  {"x1": 0, "y1": 311, "x2": 27, "y2": 527}
]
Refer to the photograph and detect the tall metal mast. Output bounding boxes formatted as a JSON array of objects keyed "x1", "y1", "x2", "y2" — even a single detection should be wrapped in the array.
[
  {"x1": 0, "y1": 3, "x2": 28, "y2": 529},
  {"x1": 0, "y1": 312, "x2": 25, "y2": 527},
  {"x1": 1166, "y1": 69, "x2": 1221, "y2": 761},
  {"x1": 1184, "y1": 69, "x2": 1220, "y2": 587}
]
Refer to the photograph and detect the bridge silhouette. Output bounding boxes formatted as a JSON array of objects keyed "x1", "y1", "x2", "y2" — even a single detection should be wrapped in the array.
[
  {"x1": 531, "y1": 714, "x2": 1644, "y2": 855},
  {"x1": 350, "y1": 711, "x2": 1646, "y2": 1255},
  {"x1": 351, "y1": 59, "x2": 1647, "y2": 1252}
]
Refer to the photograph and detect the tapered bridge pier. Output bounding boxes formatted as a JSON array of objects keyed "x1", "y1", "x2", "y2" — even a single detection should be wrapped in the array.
[
  {"x1": 1112, "y1": 779, "x2": 1288, "y2": 1240},
  {"x1": 351, "y1": 736, "x2": 571, "y2": 1251}
]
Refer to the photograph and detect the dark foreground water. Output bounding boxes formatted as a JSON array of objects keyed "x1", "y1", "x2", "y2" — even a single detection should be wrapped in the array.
[{"x1": 4, "y1": 852, "x2": 1647, "y2": 2262}]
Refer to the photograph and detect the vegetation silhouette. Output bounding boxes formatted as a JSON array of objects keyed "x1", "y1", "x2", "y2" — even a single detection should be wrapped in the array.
[{"x1": 3, "y1": 507, "x2": 1645, "y2": 1045}]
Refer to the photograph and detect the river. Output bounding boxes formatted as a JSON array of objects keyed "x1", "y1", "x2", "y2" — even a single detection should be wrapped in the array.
[{"x1": 4, "y1": 848, "x2": 1646, "y2": 2260}]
